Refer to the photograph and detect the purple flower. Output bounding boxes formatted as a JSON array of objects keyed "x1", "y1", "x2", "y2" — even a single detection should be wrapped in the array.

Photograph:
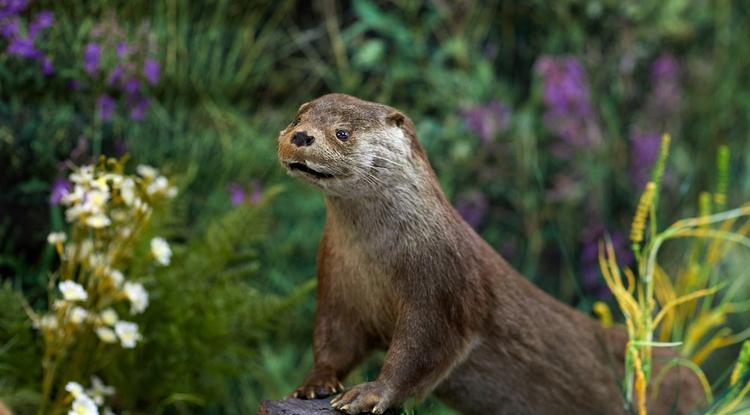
[
  {"x1": 143, "y1": 58, "x2": 159, "y2": 85},
  {"x1": 535, "y1": 56, "x2": 601, "y2": 157},
  {"x1": 68, "y1": 79, "x2": 81, "y2": 90},
  {"x1": 651, "y1": 54, "x2": 679, "y2": 83},
  {"x1": 83, "y1": 42, "x2": 101, "y2": 74},
  {"x1": 462, "y1": 100, "x2": 511, "y2": 143},
  {"x1": 49, "y1": 177, "x2": 71, "y2": 205},
  {"x1": 0, "y1": 0, "x2": 28, "y2": 20},
  {"x1": 108, "y1": 65, "x2": 124, "y2": 85},
  {"x1": 455, "y1": 191, "x2": 488, "y2": 228},
  {"x1": 97, "y1": 95, "x2": 116, "y2": 122},
  {"x1": 41, "y1": 56, "x2": 53, "y2": 75},
  {"x1": 7, "y1": 37, "x2": 41, "y2": 58},
  {"x1": 28, "y1": 10, "x2": 53, "y2": 37},
  {"x1": 228, "y1": 183, "x2": 245, "y2": 206},
  {"x1": 129, "y1": 96, "x2": 149, "y2": 121},
  {"x1": 0, "y1": 18, "x2": 18, "y2": 38},
  {"x1": 124, "y1": 78, "x2": 140, "y2": 95},
  {"x1": 116, "y1": 42, "x2": 128, "y2": 58}
]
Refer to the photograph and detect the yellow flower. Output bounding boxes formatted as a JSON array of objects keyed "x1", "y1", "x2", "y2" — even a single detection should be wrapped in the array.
[{"x1": 630, "y1": 182, "x2": 656, "y2": 244}]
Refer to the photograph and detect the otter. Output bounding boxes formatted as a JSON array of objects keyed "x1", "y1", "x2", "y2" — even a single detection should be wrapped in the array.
[{"x1": 277, "y1": 93, "x2": 704, "y2": 414}]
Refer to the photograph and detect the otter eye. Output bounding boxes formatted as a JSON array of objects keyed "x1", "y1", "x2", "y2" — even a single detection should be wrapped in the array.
[
  {"x1": 290, "y1": 118, "x2": 300, "y2": 127},
  {"x1": 335, "y1": 129, "x2": 350, "y2": 141}
]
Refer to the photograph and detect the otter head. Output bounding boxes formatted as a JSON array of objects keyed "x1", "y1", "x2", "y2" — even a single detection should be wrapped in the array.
[{"x1": 278, "y1": 93, "x2": 421, "y2": 197}]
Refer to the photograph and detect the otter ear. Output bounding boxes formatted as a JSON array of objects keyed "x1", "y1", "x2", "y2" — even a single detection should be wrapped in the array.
[
  {"x1": 386, "y1": 111, "x2": 405, "y2": 128},
  {"x1": 297, "y1": 102, "x2": 312, "y2": 114}
]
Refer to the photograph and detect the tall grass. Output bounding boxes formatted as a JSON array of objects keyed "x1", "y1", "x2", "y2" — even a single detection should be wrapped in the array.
[{"x1": 599, "y1": 136, "x2": 750, "y2": 414}]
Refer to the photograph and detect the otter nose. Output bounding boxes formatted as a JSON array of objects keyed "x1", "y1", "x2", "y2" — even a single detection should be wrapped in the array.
[{"x1": 291, "y1": 131, "x2": 315, "y2": 147}]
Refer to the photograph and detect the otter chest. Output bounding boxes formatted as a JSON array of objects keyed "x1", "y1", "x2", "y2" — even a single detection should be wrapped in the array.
[{"x1": 326, "y1": 229, "x2": 399, "y2": 339}]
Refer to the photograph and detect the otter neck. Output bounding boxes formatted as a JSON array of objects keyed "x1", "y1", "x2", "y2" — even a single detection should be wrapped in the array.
[{"x1": 324, "y1": 162, "x2": 456, "y2": 257}]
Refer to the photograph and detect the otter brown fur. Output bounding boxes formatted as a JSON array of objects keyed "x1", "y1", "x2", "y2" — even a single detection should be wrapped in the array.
[{"x1": 277, "y1": 93, "x2": 704, "y2": 414}]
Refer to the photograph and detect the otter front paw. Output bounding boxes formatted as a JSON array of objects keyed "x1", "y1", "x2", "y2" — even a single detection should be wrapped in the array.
[
  {"x1": 289, "y1": 377, "x2": 344, "y2": 400},
  {"x1": 330, "y1": 381, "x2": 396, "y2": 414}
]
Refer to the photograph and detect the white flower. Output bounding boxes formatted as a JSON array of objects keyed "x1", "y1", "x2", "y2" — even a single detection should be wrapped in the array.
[
  {"x1": 63, "y1": 184, "x2": 86, "y2": 206},
  {"x1": 150, "y1": 237, "x2": 172, "y2": 266},
  {"x1": 47, "y1": 232, "x2": 67, "y2": 244},
  {"x1": 70, "y1": 166, "x2": 94, "y2": 185},
  {"x1": 133, "y1": 198, "x2": 151, "y2": 214},
  {"x1": 123, "y1": 282, "x2": 149, "y2": 314},
  {"x1": 146, "y1": 176, "x2": 169, "y2": 195},
  {"x1": 103, "y1": 408, "x2": 115, "y2": 415},
  {"x1": 65, "y1": 381, "x2": 85, "y2": 398},
  {"x1": 96, "y1": 327, "x2": 117, "y2": 343},
  {"x1": 90, "y1": 176, "x2": 109, "y2": 193},
  {"x1": 136, "y1": 164, "x2": 158, "y2": 180},
  {"x1": 87, "y1": 376, "x2": 115, "y2": 406},
  {"x1": 104, "y1": 173, "x2": 123, "y2": 187},
  {"x1": 109, "y1": 269, "x2": 124, "y2": 287},
  {"x1": 38, "y1": 314, "x2": 58, "y2": 330},
  {"x1": 84, "y1": 189, "x2": 109, "y2": 211},
  {"x1": 167, "y1": 186, "x2": 178, "y2": 198},
  {"x1": 65, "y1": 205, "x2": 85, "y2": 222},
  {"x1": 114, "y1": 321, "x2": 142, "y2": 348},
  {"x1": 120, "y1": 178, "x2": 135, "y2": 205},
  {"x1": 69, "y1": 306, "x2": 89, "y2": 324},
  {"x1": 59, "y1": 281, "x2": 88, "y2": 301},
  {"x1": 100, "y1": 308, "x2": 119, "y2": 326},
  {"x1": 86, "y1": 213, "x2": 112, "y2": 229},
  {"x1": 69, "y1": 394, "x2": 99, "y2": 415}
]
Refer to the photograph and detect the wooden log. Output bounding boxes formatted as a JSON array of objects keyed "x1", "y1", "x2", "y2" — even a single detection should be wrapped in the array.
[{"x1": 257, "y1": 398, "x2": 401, "y2": 415}]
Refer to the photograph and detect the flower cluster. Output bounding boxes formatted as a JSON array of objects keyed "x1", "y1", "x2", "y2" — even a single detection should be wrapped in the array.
[
  {"x1": 461, "y1": 100, "x2": 512, "y2": 144},
  {"x1": 82, "y1": 13, "x2": 160, "y2": 122},
  {"x1": 65, "y1": 378, "x2": 116, "y2": 415},
  {"x1": 535, "y1": 56, "x2": 602, "y2": 158},
  {"x1": 0, "y1": 0, "x2": 54, "y2": 74},
  {"x1": 32, "y1": 158, "x2": 176, "y2": 414}
]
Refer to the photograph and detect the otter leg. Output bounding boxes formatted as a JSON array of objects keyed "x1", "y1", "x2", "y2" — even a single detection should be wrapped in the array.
[
  {"x1": 289, "y1": 296, "x2": 369, "y2": 400},
  {"x1": 331, "y1": 304, "x2": 475, "y2": 414}
]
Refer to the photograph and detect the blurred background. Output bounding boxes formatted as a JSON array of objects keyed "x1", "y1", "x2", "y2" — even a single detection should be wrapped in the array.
[{"x1": 1, "y1": 0, "x2": 749, "y2": 414}]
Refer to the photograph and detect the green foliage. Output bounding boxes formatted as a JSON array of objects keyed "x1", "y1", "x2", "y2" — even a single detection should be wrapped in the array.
[
  {"x1": 0, "y1": 284, "x2": 42, "y2": 414},
  {"x1": 104, "y1": 186, "x2": 315, "y2": 413}
]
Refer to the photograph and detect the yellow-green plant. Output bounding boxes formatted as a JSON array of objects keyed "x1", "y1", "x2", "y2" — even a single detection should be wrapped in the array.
[
  {"x1": 24, "y1": 158, "x2": 177, "y2": 415},
  {"x1": 598, "y1": 135, "x2": 750, "y2": 414}
]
